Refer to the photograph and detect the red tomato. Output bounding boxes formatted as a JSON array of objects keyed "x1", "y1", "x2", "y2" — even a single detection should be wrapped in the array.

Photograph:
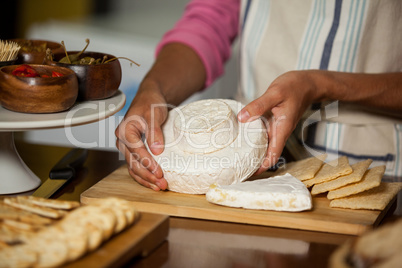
[
  {"x1": 11, "y1": 64, "x2": 40, "y2": 77},
  {"x1": 51, "y1": 71, "x2": 64, "y2": 77}
]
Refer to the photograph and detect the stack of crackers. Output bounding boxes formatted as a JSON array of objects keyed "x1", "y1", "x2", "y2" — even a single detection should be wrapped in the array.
[
  {"x1": 275, "y1": 155, "x2": 402, "y2": 210},
  {"x1": 0, "y1": 196, "x2": 138, "y2": 268}
]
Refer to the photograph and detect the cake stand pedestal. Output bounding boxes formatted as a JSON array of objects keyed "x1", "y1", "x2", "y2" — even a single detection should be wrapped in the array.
[{"x1": 0, "y1": 91, "x2": 125, "y2": 194}]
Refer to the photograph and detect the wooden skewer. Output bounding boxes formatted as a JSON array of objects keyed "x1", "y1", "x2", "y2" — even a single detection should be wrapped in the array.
[{"x1": 0, "y1": 40, "x2": 21, "y2": 62}]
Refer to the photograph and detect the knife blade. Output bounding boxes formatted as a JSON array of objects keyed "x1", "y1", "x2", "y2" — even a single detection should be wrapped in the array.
[{"x1": 32, "y1": 148, "x2": 88, "y2": 198}]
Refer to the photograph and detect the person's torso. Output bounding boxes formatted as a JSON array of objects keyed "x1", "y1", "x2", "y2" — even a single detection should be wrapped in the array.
[
  {"x1": 237, "y1": 0, "x2": 402, "y2": 106},
  {"x1": 236, "y1": 0, "x2": 402, "y2": 177}
]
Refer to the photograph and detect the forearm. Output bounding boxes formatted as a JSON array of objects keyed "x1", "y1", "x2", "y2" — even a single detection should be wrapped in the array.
[
  {"x1": 311, "y1": 71, "x2": 402, "y2": 112},
  {"x1": 139, "y1": 43, "x2": 206, "y2": 106}
]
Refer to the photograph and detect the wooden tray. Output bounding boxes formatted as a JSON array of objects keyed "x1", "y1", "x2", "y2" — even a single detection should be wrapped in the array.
[
  {"x1": 63, "y1": 212, "x2": 169, "y2": 268},
  {"x1": 81, "y1": 165, "x2": 395, "y2": 236}
]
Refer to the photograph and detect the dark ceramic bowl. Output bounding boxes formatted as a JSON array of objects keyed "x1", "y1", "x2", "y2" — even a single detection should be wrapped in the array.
[
  {"x1": 0, "y1": 59, "x2": 18, "y2": 68},
  {"x1": 45, "y1": 51, "x2": 122, "y2": 101},
  {"x1": 0, "y1": 64, "x2": 78, "y2": 113},
  {"x1": 11, "y1": 39, "x2": 63, "y2": 64}
]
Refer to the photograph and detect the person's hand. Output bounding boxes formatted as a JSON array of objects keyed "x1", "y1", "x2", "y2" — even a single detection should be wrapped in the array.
[
  {"x1": 115, "y1": 43, "x2": 207, "y2": 191},
  {"x1": 115, "y1": 82, "x2": 169, "y2": 191},
  {"x1": 237, "y1": 70, "x2": 324, "y2": 174}
]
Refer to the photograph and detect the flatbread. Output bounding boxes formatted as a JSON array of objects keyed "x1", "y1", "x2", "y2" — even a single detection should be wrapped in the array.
[
  {"x1": 327, "y1": 165, "x2": 385, "y2": 200},
  {"x1": 275, "y1": 154, "x2": 327, "y2": 181},
  {"x1": 329, "y1": 182, "x2": 402, "y2": 210},
  {"x1": 303, "y1": 156, "x2": 353, "y2": 188},
  {"x1": 311, "y1": 159, "x2": 372, "y2": 195}
]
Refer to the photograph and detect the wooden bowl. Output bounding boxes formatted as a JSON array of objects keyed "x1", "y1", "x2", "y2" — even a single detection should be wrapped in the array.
[
  {"x1": 45, "y1": 51, "x2": 122, "y2": 101},
  {"x1": 11, "y1": 39, "x2": 63, "y2": 64},
  {"x1": 0, "y1": 64, "x2": 78, "y2": 113},
  {"x1": 0, "y1": 59, "x2": 17, "y2": 67}
]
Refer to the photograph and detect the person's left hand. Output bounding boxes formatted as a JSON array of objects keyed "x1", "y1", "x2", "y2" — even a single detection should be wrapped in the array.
[{"x1": 237, "y1": 70, "x2": 325, "y2": 174}]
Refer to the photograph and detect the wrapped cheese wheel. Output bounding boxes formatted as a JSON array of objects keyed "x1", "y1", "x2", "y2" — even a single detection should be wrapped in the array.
[{"x1": 149, "y1": 99, "x2": 268, "y2": 194}]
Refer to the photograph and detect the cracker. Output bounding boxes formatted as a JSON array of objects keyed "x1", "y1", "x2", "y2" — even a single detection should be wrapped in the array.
[
  {"x1": 275, "y1": 154, "x2": 327, "y2": 181},
  {"x1": 0, "y1": 196, "x2": 138, "y2": 267},
  {"x1": 0, "y1": 240, "x2": 9, "y2": 249},
  {"x1": 303, "y1": 156, "x2": 353, "y2": 188},
  {"x1": 0, "y1": 202, "x2": 52, "y2": 225},
  {"x1": 4, "y1": 197, "x2": 67, "y2": 219},
  {"x1": 2, "y1": 219, "x2": 43, "y2": 232},
  {"x1": 311, "y1": 159, "x2": 372, "y2": 195},
  {"x1": 85, "y1": 222, "x2": 104, "y2": 251},
  {"x1": 0, "y1": 224, "x2": 26, "y2": 244},
  {"x1": 0, "y1": 222, "x2": 37, "y2": 244},
  {"x1": 17, "y1": 196, "x2": 80, "y2": 210},
  {"x1": 87, "y1": 206, "x2": 116, "y2": 240},
  {"x1": 55, "y1": 222, "x2": 89, "y2": 261},
  {"x1": 90, "y1": 198, "x2": 128, "y2": 234},
  {"x1": 327, "y1": 165, "x2": 385, "y2": 200},
  {"x1": 0, "y1": 244, "x2": 37, "y2": 268},
  {"x1": 0, "y1": 224, "x2": 19, "y2": 244},
  {"x1": 62, "y1": 207, "x2": 104, "y2": 251},
  {"x1": 90, "y1": 198, "x2": 138, "y2": 232},
  {"x1": 329, "y1": 182, "x2": 402, "y2": 210},
  {"x1": 65, "y1": 205, "x2": 116, "y2": 243},
  {"x1": 26, "y1": 226, "x2": 69, "y2": 268}
]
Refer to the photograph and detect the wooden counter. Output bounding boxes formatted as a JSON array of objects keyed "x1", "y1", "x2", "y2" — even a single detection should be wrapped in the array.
[{"x1": 12, "y1": 141, "x2": 402, "y2": 268}]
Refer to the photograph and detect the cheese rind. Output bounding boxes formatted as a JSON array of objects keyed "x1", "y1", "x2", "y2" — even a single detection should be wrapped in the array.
[
  {"x1": 150, "y1": 99, "x2": 268, "y2": 194},
  {"x1": 173, "y1": 99, "x2": 239, "y2": 154},
  {"x1": 206, "y1": 174, "x2": 313, "y2": 212}
]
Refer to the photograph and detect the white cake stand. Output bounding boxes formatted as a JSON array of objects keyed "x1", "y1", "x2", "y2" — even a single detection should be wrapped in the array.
[{"x1": 0, "y1": 90, "x2": 126, "y2": 194}]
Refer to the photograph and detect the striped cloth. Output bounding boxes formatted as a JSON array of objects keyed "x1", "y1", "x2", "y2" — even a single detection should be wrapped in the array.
[
  {"x1": 237, "y1": 0, "x2": 402, "y2": 177},
  {"x1": 157, "y1": 0, "x2": 402, "y2": 177}
]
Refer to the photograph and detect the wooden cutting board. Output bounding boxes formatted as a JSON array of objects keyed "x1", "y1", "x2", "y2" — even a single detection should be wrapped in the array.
[
  {"x1": 81, "y1": 165, "x2": 395, "y2": 236},
  {"x1": 63, "y1": 212, "x2": 168, "y2": 268}
]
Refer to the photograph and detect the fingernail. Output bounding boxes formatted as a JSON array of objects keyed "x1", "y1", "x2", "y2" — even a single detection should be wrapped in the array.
[
  {"x1": 152, "y1": 168, "x2": 163, "y2": 179},
  {"x1": 150, "y1": 142, "x2": 163, "y2": 155},
  {"x1": 149, "y1": 183, "x2": 159, "y2": 191},
  {"x1": 155, "y1": 180, "x2": 163, "y2": 189},
  {"x1": 238, "y1": 110, "x2": 250, "y2": 122}
]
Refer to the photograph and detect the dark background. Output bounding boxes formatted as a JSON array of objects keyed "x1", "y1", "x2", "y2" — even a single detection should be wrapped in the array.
[{"x1": 1, "y1": 0, "x2": 113, "y2": 39}]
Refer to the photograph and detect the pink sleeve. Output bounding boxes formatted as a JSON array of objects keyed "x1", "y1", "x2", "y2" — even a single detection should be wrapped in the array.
[{"x1": 156, "y1": 0, "x2": 240, "y2": 88}]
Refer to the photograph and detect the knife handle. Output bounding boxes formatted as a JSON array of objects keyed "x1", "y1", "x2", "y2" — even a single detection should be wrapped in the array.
[{"x1": 49, "y1": 148, "x2": 88, "y2": 180}]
